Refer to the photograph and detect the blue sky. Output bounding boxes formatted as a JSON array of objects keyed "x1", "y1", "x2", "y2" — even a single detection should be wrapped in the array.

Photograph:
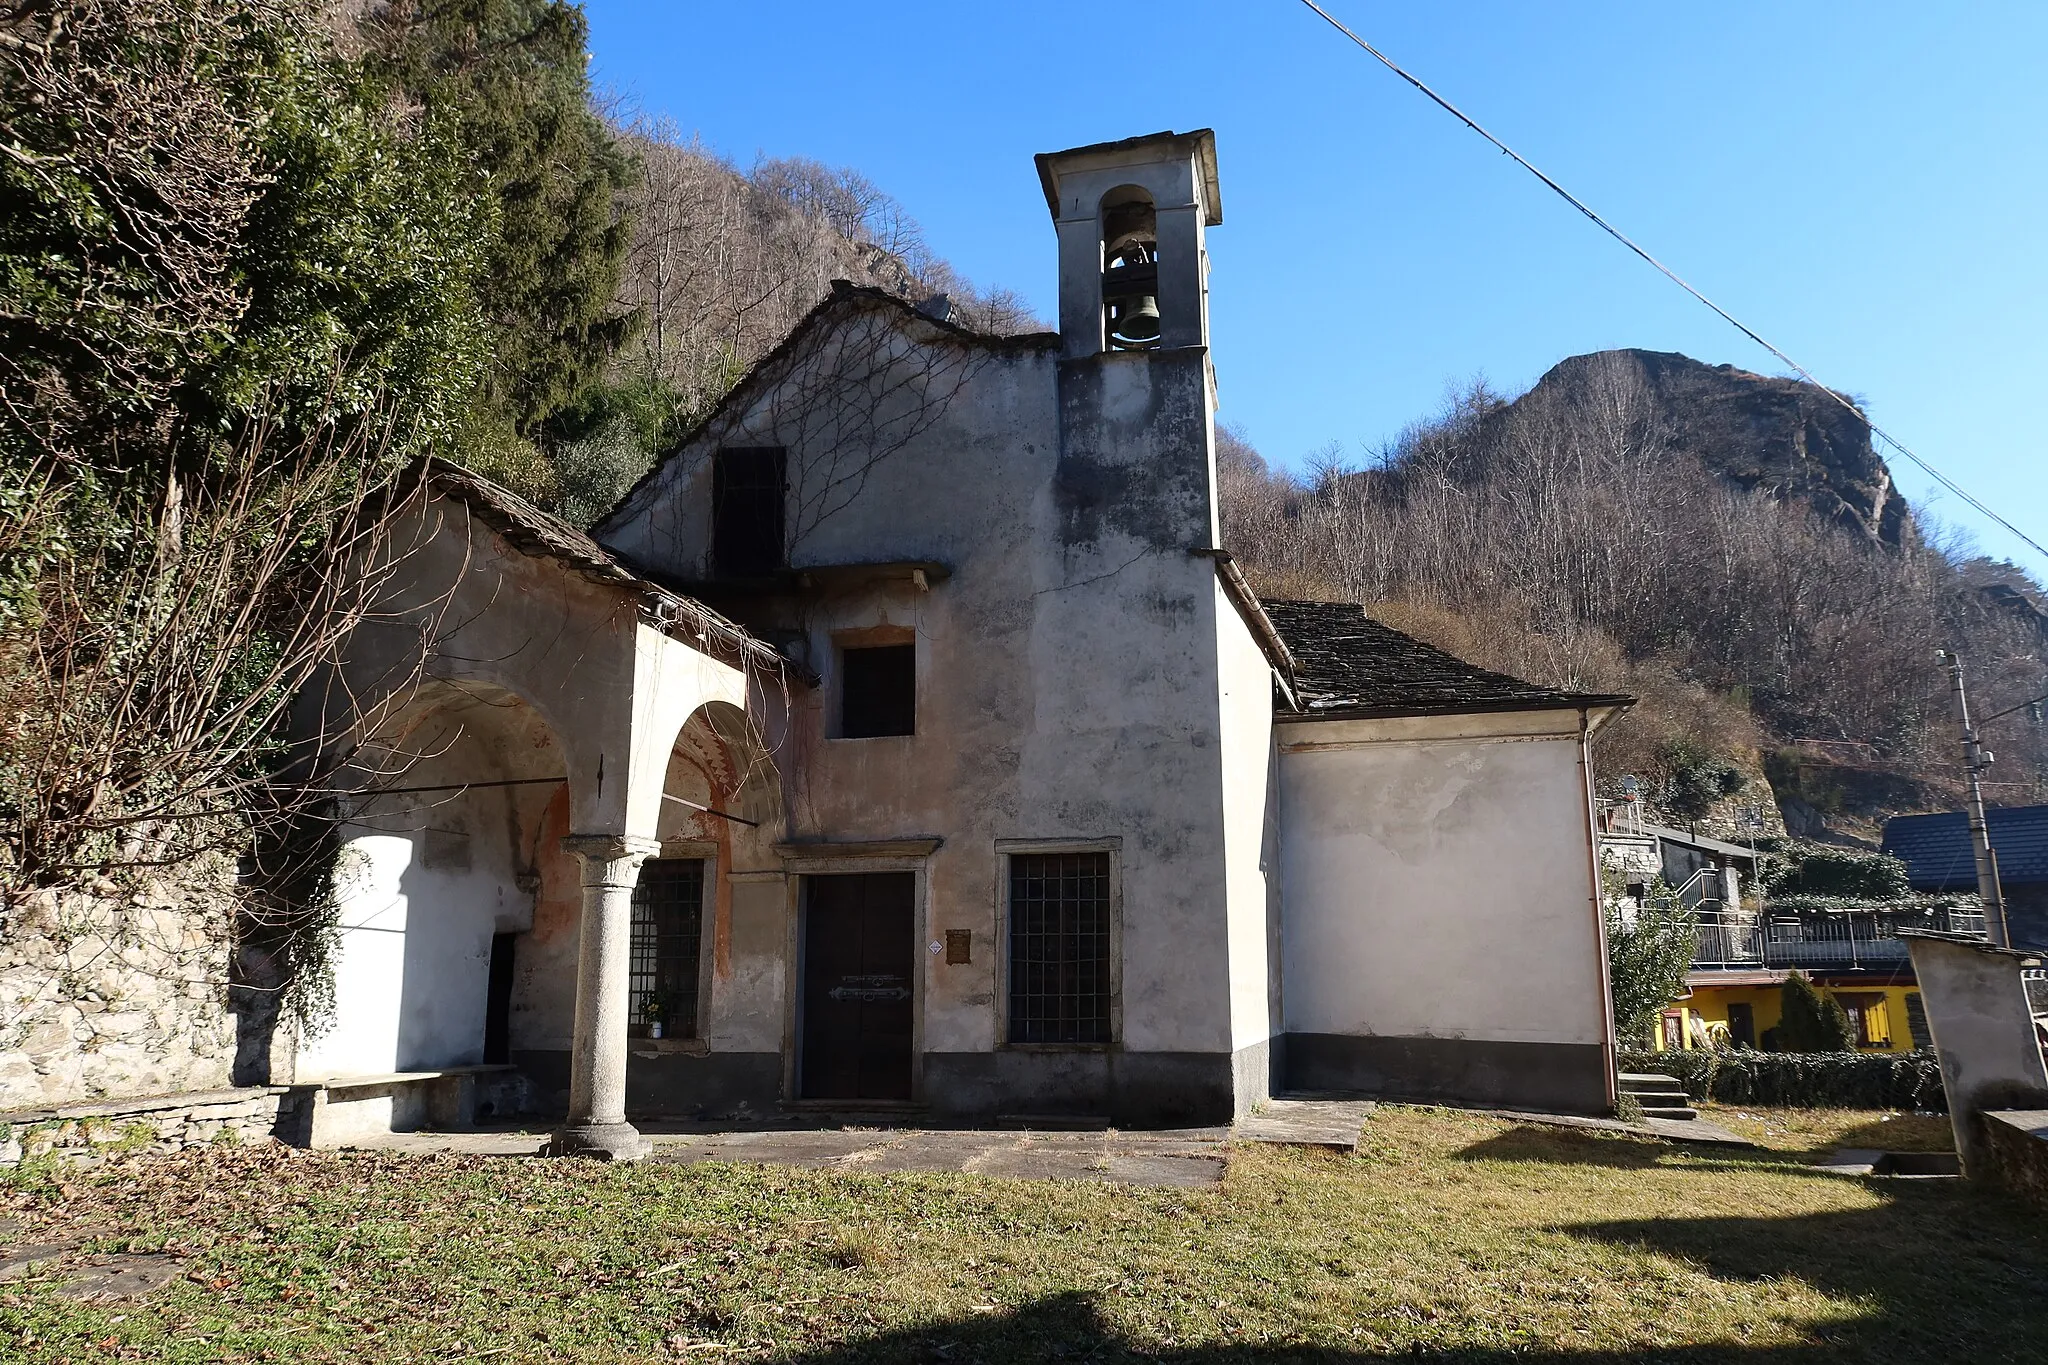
[{"x1": 584, "y1": 1, "x2": 2047, "y2": 573}]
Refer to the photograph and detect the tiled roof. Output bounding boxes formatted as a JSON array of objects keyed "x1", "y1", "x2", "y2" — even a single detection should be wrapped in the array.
[
  {"x1": 1883, "y1": 805, "x2": 2048, "y2": 889},
  {"x1": 1260, "y1": 599, "x2": 1633, "y2": 720}
]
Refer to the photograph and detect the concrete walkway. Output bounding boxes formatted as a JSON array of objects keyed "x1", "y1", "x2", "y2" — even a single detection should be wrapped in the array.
[
  {"x1": 343, "y1": 1123, "x2": 1233, "y2": 1187},
  {"x1": 1235, "y1": 1097, "x2": 1376, "y2": 1151}
]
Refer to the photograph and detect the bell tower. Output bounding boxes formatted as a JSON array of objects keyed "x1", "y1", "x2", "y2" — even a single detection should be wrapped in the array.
[{"x1": 1035, "y1": 130, "x2": 1222, "y2": 361}]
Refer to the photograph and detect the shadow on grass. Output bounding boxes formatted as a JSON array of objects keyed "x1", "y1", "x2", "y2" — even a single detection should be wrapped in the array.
[
  {"x1": 766, "y1": 1262, "x2": 2041, "y2": 1363},
  {"x1": 1449, "y1": 1125, "x2": 1826, "y2": 1179}
]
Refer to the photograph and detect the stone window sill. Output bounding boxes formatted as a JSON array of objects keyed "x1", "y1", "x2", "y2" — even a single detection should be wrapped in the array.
[{"x1": 628, "y1": 1038, "x2": 710, "y2": 1057}]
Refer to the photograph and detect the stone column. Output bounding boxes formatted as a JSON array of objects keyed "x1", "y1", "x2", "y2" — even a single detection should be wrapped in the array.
[{"x1": 551, "y1": 833, "x2": 660, "y2": 1160}]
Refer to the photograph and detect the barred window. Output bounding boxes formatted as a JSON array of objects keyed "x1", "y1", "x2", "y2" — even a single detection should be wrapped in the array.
[
  {"x1": 1007, "y1": 851, "x2": 1114, "y2": 1045},
  {"x1": 630, "y1": 859, "x2": 704, "y2": 1039}
]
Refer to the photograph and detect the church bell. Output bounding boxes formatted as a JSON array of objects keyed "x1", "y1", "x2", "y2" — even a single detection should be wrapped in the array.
[{"x1": 1102, "y1": 237, "x2": 1161, "y2": 349}]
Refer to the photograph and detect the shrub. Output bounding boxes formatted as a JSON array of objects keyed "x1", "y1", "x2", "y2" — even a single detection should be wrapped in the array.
[
  {"x1": 1777, "y1": 973, "x2": 1857, "y2": 1052},
  {"x1": 1760, "y1": 845, "x2": 1914, "y2": 900},
  {"x1": 1620, "y1": 1048, "x2": 1947, "y2": 1112},
  {"x1": 1605, "y1": 886, "x2": 1699, "y2": 1048}
]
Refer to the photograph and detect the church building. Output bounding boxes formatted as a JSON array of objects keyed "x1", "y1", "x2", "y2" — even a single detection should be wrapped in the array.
[{"x1": 308, "y1": 131, "x2": 1628, "y2": 1158}]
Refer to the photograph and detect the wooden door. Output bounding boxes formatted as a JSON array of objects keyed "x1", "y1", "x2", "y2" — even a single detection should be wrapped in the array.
[{"x1": 801, "y1": 873, "x2": 914, "y2": 1101}]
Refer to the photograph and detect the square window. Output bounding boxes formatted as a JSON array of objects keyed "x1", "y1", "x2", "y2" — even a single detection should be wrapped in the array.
[
  {"x1": 629, "y1": 859, "x2": 704, "y2": 1039},
  {"x1": 1007, "y1": 851, "x2": 1113, "y2": 1045},
  {"x1": 840, "y1": 643, "x2": 915, "y2": 738},
  {"x1": 711, "y1": 447, "x2": 785, "y2": 577}
]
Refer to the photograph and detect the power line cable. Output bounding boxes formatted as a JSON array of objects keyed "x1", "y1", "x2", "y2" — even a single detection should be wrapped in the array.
[
  {"x1": 1294, "y1": 0, "x2": 2048, "y2": 565},
  {"x1": 1977, "y1": 690, "x2": 2048, "y2": 727}
]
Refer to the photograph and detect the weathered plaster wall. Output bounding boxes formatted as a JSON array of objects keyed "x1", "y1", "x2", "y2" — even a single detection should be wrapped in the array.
[
  {"x1": 311, "y1": 493, "x2": 752, "y2": 1089},
  {"x1": 1901, "y1": 933, "x2": 2048, "y2": 1177},
  {"x1": 300, "y1": 707, "x2": 550, "y2": 1079},
  {"x1": 1276, "y1": 709, "x2": 1613, "y2": 1112},
  {"x1": 1, "y1": 872, "x2": 240, "y2": 1110},
  {"x1": 1216, "y1": 583, "x2": 1279, "y2": 1101},
  {"x1": 599, "y1": 310, "x2": 1260, "y2": 1122}
]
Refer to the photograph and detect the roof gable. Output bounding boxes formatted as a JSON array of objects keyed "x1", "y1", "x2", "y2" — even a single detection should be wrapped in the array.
[{"x1": 592, "y1": 282, "x2": 1058, "y2": 540}]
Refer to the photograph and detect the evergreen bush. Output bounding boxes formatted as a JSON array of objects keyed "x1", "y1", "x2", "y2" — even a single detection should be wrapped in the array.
[{"x1": 1776, "y1": 973, "x2": 1858, "y2": 1052}]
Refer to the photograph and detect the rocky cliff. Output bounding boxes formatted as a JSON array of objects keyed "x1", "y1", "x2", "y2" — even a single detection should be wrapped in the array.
[{"x1": 1521, "y1": 349, "x2": 1911, "y2": 547}]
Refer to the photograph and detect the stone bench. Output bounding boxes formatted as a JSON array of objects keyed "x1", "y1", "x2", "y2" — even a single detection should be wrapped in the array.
[{"x1": 303, "y1": 1065, "x2": 528, "y2": 1148}]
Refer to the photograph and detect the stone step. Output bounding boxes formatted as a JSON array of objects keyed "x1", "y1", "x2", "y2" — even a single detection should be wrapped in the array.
[
  {"x1": 1617, "y1": 1072, "x2": 1682, "y2": 1091},
  {"x1": 1627, "y1": 1090, "x2": 1693, "y2": 1108},
  {"x1": 1641, "y1": 1105, "x2": 1700, "y2": 1121}
]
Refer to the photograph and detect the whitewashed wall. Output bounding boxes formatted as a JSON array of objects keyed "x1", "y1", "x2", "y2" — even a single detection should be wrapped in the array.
[{"x1": 1276, "y1": 708, "x2": 1615, "y2": 1112}]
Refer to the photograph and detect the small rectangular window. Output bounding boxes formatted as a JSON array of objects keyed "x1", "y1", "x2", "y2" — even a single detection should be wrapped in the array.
[
  {"x1": 629, "y1": 858, "x2": 704, "y2": 1039},
  {"x1": 1008, "y1": 851, "x2": 1113, "y2": 1045},
  {"x1": 712, "y1": 447, "x2": 785, "y2": 577},
  {"x1": 840, "y1": 643, "x2": 915, "y2": 738}
]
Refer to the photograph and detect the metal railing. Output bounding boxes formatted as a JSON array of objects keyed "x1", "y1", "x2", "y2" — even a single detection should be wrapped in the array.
[{"x1": 1690, "y1": 907, "x2": 1988, "y2": 971}]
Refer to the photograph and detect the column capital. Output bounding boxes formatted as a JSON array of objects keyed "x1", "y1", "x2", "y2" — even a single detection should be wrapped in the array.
[{"x1": 561, "y1": 833, "x2": 662, "y2": 864}]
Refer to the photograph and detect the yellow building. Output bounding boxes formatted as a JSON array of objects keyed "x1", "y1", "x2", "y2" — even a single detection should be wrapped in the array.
[{"x1": 1653, "y1": 969, "x2": 1926, "y2": 1054}]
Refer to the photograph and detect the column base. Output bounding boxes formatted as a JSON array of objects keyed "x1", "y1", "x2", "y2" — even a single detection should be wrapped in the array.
[{"x1": 547, "y1": 1121, "x2": 651, "y2": 1162}]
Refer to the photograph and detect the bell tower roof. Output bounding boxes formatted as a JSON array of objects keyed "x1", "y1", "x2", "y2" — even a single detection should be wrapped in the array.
[{"x1": 1035, "y1": 129, "x2": 1222, "y2": 226}]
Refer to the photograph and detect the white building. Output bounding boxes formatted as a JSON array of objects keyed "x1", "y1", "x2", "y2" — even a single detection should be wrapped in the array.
[{"x1": 309, "y1": 131, "x2": 1629, "y2": 1157}]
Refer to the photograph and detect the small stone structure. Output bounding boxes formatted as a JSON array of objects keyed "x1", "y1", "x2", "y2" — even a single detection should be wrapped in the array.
[
  {"x1": 1980, "y1": 1111, "x2": 2048, "y2": 1206},
  {"x1": 1, "y1": 871, "x2": 243, "y2": 1111},
  {"x1": 1900, "y1": 930, "x2": 2048, "y2": 1181}
]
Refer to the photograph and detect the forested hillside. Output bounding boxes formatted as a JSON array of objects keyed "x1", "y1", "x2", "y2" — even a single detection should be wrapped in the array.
[
  {"x1": 1220, "y1": 351, "x2": 2048, "y2": 840},
  {"x1": 0, "y1": 0, "x2": 1024, "y2": 892}
]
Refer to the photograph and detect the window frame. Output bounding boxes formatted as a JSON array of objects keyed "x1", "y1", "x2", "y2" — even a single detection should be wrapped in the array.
[
  {"x1": 628, "y1": 856, "x2": 709, "y2": 1042},
  {"x1": 994, "y1": 837, "x2": 1123, "y2": 1051}
]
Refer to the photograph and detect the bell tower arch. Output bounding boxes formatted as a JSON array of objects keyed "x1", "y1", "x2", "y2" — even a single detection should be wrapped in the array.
[{"x1": 1036, "y1": 130, "x2": 1222, "y2": 361}]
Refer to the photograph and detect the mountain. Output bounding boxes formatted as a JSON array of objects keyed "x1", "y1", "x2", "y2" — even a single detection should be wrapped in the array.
[
  {"x1": 1219, "y1": 348, "x2": 2048, "y2": 843},
  {"x1": 1506, "y1": 349, "x2": 1910, "y2": 548}
]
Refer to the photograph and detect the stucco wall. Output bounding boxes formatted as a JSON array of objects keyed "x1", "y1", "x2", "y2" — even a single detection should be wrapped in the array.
[
  {"x1": 1216, "y1": 583, "x2": 1279, "y2": 1078},
  {"x1": 597, "y1": 307, "x2": 1260, "y2": 1121},
  {"x1": 1276, "y1": 709, "x2": 1613, "y2": 1112},
  {"x1": 301, "y1": 703, "x2": 553, "y2": 1079}
]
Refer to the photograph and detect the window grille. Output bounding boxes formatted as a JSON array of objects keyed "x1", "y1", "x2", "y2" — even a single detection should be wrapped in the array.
[
  {"x1": 840, "y1": 643, "x2": 916, "y2": 738},
  {"x1": 1007, "y1": 851, "x2": 1113, "y2": 1045},
  {"x1": 711, "y1": 447, "x2": 786, "y2": 577},
  {"x1": 629, "y1": 859, "x2": 704, "y2": 1039}
]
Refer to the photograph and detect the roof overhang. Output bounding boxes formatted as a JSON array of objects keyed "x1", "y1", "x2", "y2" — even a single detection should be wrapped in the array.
[{"x1": 1035, "y1": 129, "x2": 1222, "y2": 226}]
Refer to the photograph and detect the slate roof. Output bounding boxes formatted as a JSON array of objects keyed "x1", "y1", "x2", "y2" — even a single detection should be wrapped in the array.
[
  {"x1": 1883, "y1": 805, "x2": 2048, "y2": 889},
  {"x1": 1260, "y1": 599, "x2": 1633, "y2": 720},
  {"x1": 413, "y1": 459, "x2": 794, "y2": 678}
]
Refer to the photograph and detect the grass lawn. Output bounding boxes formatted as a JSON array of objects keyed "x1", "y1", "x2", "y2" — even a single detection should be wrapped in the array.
[{"x1": 5, "y1": 1106, "x2": 2045, "y2": 1364}]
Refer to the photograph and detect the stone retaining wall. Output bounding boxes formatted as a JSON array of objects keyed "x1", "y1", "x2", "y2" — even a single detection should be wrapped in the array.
[
  {"x1": 1, "y1": 864, "x2": 253, "y2": 1109},
  {"x1": 1980, "y1": 1110, "x2": 2048, "y2": 1206},
  {"x1": 0, "y1": 1086, "x2": 309, "y2": 1169}
]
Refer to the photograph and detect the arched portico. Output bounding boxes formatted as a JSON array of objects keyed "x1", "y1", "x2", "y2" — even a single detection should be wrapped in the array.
[{"x1": 317, "y1": 465, "x2": 794, "y2": 1158}]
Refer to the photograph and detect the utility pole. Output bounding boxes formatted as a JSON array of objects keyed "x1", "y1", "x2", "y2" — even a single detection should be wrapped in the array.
[{"x1": 1936, "y1": 649, "x2": 2009, "y2": 947}]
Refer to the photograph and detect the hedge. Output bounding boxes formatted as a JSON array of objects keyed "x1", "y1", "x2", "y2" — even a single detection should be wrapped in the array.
[{"x1": 1620, "y1": 1048, "x2": 1947, "y2": 1112}]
